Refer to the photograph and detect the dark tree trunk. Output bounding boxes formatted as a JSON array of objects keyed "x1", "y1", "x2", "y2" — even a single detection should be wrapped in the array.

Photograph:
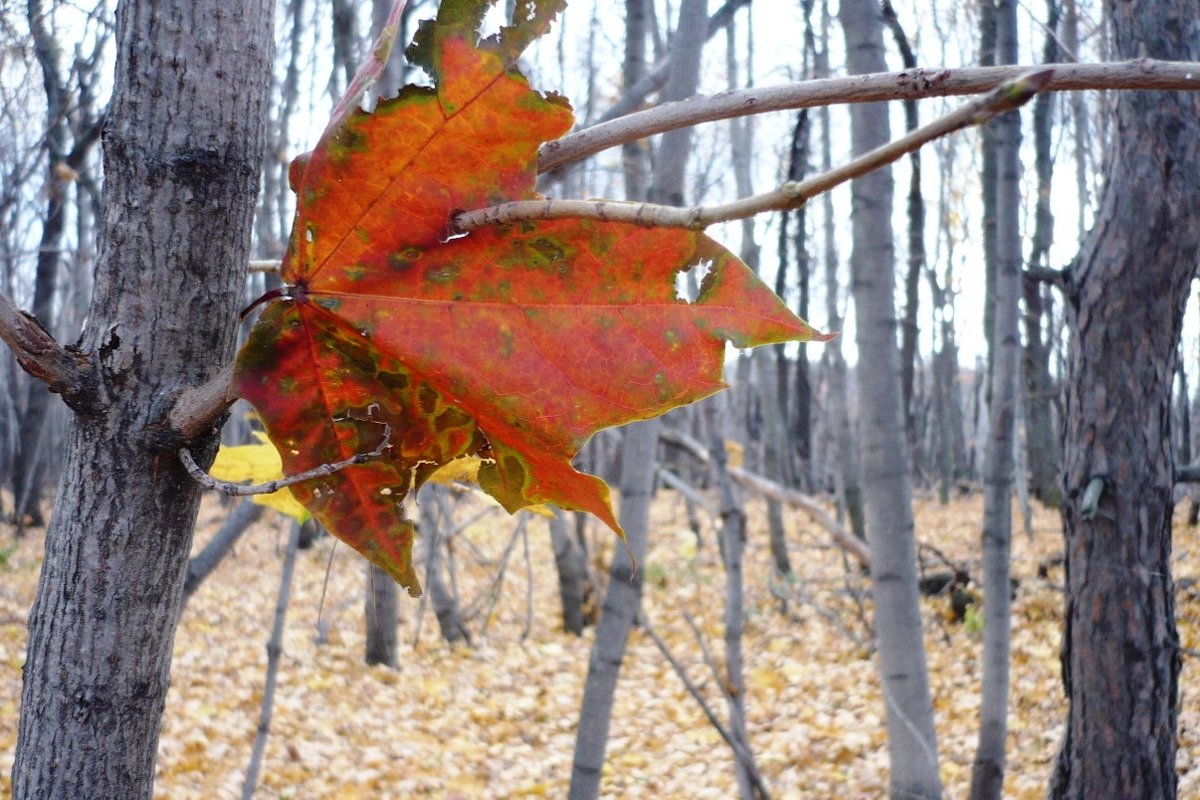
[
  {"x1": 11, "y1": 1, "x2": 274, "y2": 797},
  {"x1": 182, "y1": 498, "x2": 265, "y2": 602},
  {"x1": 1049, "y1": 2, "x2": 1200, "y2": 798},
  {"x1": 620, "y1": 0, "x2": 650, "y2": 201},
  {"x1": 881, "y1": 1, "x2": 926, "y2": 471},
  {"x1": 12, "y1": 0, "x2": 82, "y2": 528},
  {"x1": 815, "y1": 0, "x2": 864, "y2": 540},
  {"x1": 978, "y1": 0, "x2": 998, "y2": 401},
  {"x1": 778, "y1": 108, "x2": 811, "y2": 490},
  {"x1": 419, "y1": 485, "x2": 468, "y2": 646},
  {"x1": 364, "y1": 559, "x2": 399, "y2": 667},
  {"x1": 550, "y1": 508, "x2": 590, "y2": 635}
]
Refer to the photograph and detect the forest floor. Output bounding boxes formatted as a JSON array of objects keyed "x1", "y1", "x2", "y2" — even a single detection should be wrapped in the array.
[{"x1": 0, "y1": 487, "x2": 1198, "y2": 799}]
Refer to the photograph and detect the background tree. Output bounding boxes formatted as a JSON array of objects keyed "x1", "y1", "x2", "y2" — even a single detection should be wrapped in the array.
[
  {"x1": 840, "y1": 0, "x2": 941, "y2": 795},
  {"x1": 5, "y1": 1, "x2": 1200, "y2": 797},
  {"x1": 9, "y1": 0, "x2": 106, "y2": 529},
  {"x1": 970, "y1": 1, "x2": 1020, "y2": 796},
  {"x1": 570, "y1": 2, "x2": 711, "y2": 796}
]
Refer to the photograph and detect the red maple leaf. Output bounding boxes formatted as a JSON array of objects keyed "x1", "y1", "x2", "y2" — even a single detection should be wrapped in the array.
[{"x1": 234, "y1": 0, "x2": 829, "y2": 595}]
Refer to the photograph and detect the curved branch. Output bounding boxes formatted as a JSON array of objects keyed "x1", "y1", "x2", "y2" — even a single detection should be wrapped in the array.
[
  {"x1": 458, "y1": 69, "x2": 1052, "y2": 233},
  {"x1": 178, "y1": 419, "x2": 392, "y2": 496},
  {"x1": 540, "y1": 59, "x2": 1200, "y2": 172}
]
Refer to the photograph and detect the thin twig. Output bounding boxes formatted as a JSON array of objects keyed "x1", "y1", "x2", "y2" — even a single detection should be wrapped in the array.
[
  {"x1": 639, "y1": 612, "x2": 773, "y2": 800},
  {"x1": 178, "y1": 421, "x2": 392, "y2": 496},
  {"x1": 469, "y1": 516, "x2": 525, "y2": 633},
  {"x1": 683, "y1": 609, "x2": 728, "y2": 691},
  {"x1": 456, "y1": 70, "x2": 1052, "y2": 233},
  {"x1": 657, "y1": 466, "x2": 718, "y2": 514},
  {"x1": 314, "y1": 539, "x2": 342, "y2": 647},
  {"x1": 660, "y1": 427, "x2": 870, "y2": 568}
]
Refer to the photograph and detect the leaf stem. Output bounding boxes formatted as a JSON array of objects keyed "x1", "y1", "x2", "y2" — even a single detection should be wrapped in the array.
[{"x1": 178, "y1": 421, "x2": 393, "y2": 496}]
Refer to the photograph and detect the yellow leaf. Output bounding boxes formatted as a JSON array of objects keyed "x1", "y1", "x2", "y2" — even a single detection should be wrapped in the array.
[
  {"x1": 209, "y1": 433, "x2": 311, "y2": 523},
  {"x1": 724, "y1": 438, "x2": 744, "y2": 469},
  {"x1": 428, "y1": 455, "x2": 482, "y2": 484},
  {"x1": 428, "y1": 456, "x2": 554, "y2": 517}
]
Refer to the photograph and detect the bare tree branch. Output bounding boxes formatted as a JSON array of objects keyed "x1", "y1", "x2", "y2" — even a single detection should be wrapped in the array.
[
  {"x1": 540, "y1": 59, "x2": 1200, "y2": 173},
  {"x1": 0, "y1": 290, "x2": 94, "y2": 411},
  {"x1": 458, "y1": 69, "x2": 1051, "y2": 233},
  {"x1": 168, "y1": 363, "x2": 238, "y2": 442},
  {"x1": 661, "y1": 426, "x2": 871, "y2": 568},
  {"x1": 638, "y1": 611, "x2": 773, "y2": 800}
]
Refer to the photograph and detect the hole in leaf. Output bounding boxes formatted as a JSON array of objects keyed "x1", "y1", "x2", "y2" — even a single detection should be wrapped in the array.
[{"x1": 675, "y1": 258, "x2": 716, "y2": 304}]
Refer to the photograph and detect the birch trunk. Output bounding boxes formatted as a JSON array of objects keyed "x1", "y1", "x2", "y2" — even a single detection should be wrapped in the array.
[
  {"x1": 839, "y1": 0, "x2": 941, "y2": 796},
  {"x1": 569, "y1": 1, "x2": 709, "y2": 795},
  {"x1": 969, "y1": 2, "x2": 1020, "y2": 796}
]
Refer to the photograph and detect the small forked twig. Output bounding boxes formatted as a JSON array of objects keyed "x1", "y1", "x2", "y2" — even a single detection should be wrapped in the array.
[
  {"x1": 639, "y1": 612, "x2": 773, "y2": 799},
  {"x1": 178, "y1": 421, "x2": 392, "y2": 496}
]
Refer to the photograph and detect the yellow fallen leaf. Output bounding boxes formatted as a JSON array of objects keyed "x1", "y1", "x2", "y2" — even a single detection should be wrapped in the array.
[{"x1": 209, "y1": 432, "x2": 310, "y2": 522}]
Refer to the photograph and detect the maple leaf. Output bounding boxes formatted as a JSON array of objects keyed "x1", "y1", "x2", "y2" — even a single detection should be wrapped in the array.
[{"x1": 234, "y1": 0, "x2": 830, "y2": 595}]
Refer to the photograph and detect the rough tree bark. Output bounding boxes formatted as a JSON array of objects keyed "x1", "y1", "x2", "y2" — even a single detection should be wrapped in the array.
[
  {"x1": 840, "y1": 0, "x2": 942, "y2": 796},
  {"x1": 10, "y1": 1, "x2": 274, "y2": 797},
  {"x1": 1049, "y1": 2, "x2": 1200, "y2": 798},
  {"x1": 969, "y1": 2, "x2": 1020, "y2": 797}
]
